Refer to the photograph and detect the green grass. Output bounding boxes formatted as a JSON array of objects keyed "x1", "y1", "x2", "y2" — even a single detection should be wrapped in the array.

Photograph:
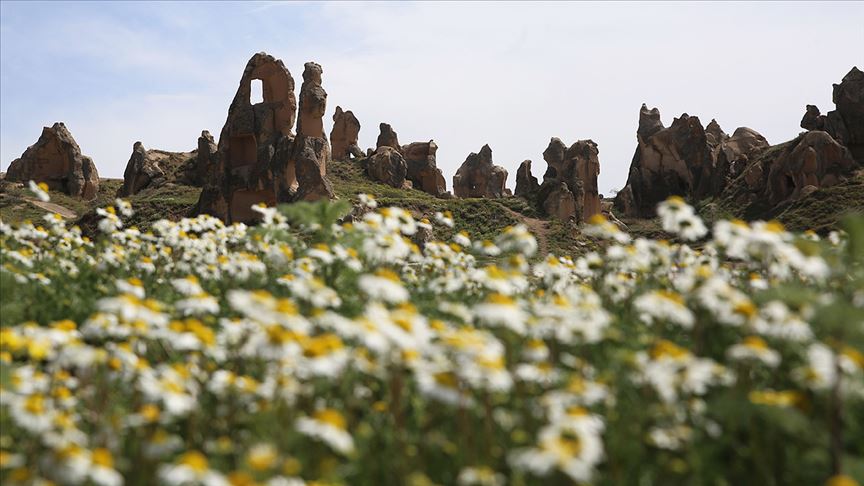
[{"x1": 775, "y1": 171, "x2": 864, "y2": 233}]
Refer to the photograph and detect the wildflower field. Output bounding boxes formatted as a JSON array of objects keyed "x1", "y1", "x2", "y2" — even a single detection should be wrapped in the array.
[{"x1": 1, "y1": 186, "x2": 863, "y2": 486}]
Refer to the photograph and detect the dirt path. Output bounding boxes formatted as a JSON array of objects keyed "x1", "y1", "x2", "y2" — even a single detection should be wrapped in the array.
[
  {"x1": 498, "y1": 205, "x2": 550, "y2": 256},
  {"x1": 26, "y1": 198, "x2": 78, "y2": 219}
]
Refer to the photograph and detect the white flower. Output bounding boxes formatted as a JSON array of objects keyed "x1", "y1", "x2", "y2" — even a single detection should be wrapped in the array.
[
  {"x1": 296, "y1": 409, "x2": 355, "y2": 455},
  {"x1": 28, "y1": 180, "x2": 50, "y2": 202},
  {"x1": 159, "y1": 451, "x2": 228, "y2": 486},
  {"x1": 509, "y1": 413, "x2": 605, "y2": 484},
  {"x1": 633, "y1": 290, "x2": 694, "y2": 328},
  {"x1": 457, "y1": 466, "x2": 505, "y2": 486},
  {"x1": 358, "y1": 270, "x2": 409, "y2": 303},
  {"x1": 727, "y1": 336, "x2": 781, "y2": 368},
  {"x1": 358, "y1": 193, "x2": 378, "y2": 209}
]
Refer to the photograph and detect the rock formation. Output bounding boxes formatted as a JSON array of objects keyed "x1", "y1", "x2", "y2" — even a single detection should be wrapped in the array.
[
  {"x1": 195, "y1": 130, "x2": 217, "y2": 184},
  {"x1": 452, "y1": 145, "x2": 508, "y2": 198},
  {"x1": 118, "y1": 142, "x2": 198, "y2": 197},
  {"x1": 5, "y1": 122, "x2": 99, "y2": 200},
  {"x1": 538, "y1": 182, "x2": 577, "y2": 222},
  {"x1": 514, "y1": 160, "x2": 539, "y2": 198},
  {"x1": 330, "y1": 107, "x2": 363, "y2": 161},
  {"x1": 614, "y1": 104, "x2": 768, "y2": 218},
  {"x1": 724, "y1": 66, "x2": 863, "y2": 212},
  {"x1": 357, "y1": 123, "x2": 446, "y2": 196},
  {"x1": 733, "y1": 130, "x2": 856, "y2": 208},
  {"x1": 365, "y1": 146, "x2": 408, "y2": 189},
  {"x1": 402, "y1": 141, "x2": 446, "y2": 196},
  {"x1": 516, "y1": 138, "x2": 601, "y2": 222},
  {"x1": 800, "y1": 66, "x2": 864, "y2": 163},
  {"x1": 376, "y1": 123, "x2": 400, "y2": 152},
  {"x1": 196, "y1": 53, "x2": 333, "y2": 223}
]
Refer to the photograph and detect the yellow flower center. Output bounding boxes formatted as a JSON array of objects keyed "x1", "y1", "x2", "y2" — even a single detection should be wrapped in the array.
[
  {"x1": 314, "y1": 409, "x2": 347, "y2": 430},
  {"x1": 178, "y1": 451, "x2": 209, "y2": 473},
  {"x1": 91, "y1": 448, "x2": 114, "y2": 468}
]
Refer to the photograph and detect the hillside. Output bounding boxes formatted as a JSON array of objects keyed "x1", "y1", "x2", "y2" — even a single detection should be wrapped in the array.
[{"x1": 0, "y1": 159, "x2": 609, "y2": 259}]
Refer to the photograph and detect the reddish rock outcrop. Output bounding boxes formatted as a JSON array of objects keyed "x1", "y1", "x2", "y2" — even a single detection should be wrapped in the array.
[
  {"x1": 5, "y1": 123, "x2": 99, "y2": 200},
  {"x1": 195, "y1": 130, "x2": 217, "y2": 184},
  {"x1": 376, "y1": 123, "x2": 401, "y2": 152},
  {"x1": 538, "y1": 181, "x2": 577, "y2": 222},
  {"x1": 518, "y1": 138, "x2": 601, "y2": 222},
  {"x1": 734, "y1": 131, "x2": 856, "y2": 207},
  {"x1": 614, "y1": 105, "x2": 768, "y2": 218},
  {"x1": 514, "y1": 160, "x2": 539, "y2": 198},
  {"x1": 800, "y1": 67, "x2": 864, "y2": 162},
  {"x1": 452, "y1": 145, "x2": 508, "y2": 198},
  {"x1": 118, "y1": 142, "x2": 198, "y2": 197},
  {"x1": 364, "y1": 146, "x2": 408, "y2": 189},
  {"x1": 330, "y1": 107, "x2": 362, "y2": 161},
  {"x1": 402, "y1": 140, "x2": 446, "y2": 196},
  {"x1": 196, "y1": 53, "x2": 333, "y2": 223}
]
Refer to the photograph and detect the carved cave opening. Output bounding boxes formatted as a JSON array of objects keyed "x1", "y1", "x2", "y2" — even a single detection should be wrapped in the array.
[{"x1": 228, "y1": 134, "x2": 257, "y2": 169}]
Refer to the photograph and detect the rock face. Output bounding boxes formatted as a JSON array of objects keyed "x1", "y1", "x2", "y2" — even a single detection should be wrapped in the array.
[
  {"x1": 452, "y1": 145, "x2": 508, "y2": 198},
  {"x1": 724, "y1": 66, "x2": 863, "y2": 212},
  {"x1": 514, "y1": 160, "x2": 539, "y2": 198},
  {"x1": 365, "y1": 146, "x2": 408, "y2": 189},
  {"x1": 195, "y1": 130, "x2": 217, "y2": 184},
  {"x1": 330, "y1": 107, "x2": 362, "y2": 161},
  {"x1": 117, "y1": 142, "x2": 198, "y2": 197},
  {"x1": 196, "y1": 53, "x2": 333, "y2": 223},
  {"x1": 517, "y1": 138, "x2": 601, "y2": 222},
  {"x1": 614, "y1": 104, "x2": 769, "y2": 218},
  {"x1": 5, "y1": 122, "x2": 99, "y2": 200},
  {"x1": 538, "y1": 182, "x2": 577, "y2": 222},
  {"x1": 358, "y1": 124, "x2": 445, "y2": 196},
  {"x1": 800, "y1": 67, "x2": 864, "y2": 162},
  {"x1": 376, "y1": 123, "x2": 400, "y2": 151},
  {"x1": 734, "y1": 130, "x2": 856, "y2": 207},
  {"x1": 402, "y1": 141, "x2": 446, "y2": 196}
]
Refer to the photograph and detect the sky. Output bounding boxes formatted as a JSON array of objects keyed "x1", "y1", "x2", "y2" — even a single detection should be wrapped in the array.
[{"x1": 1, "y1": 1, "x2": 862, "y2": 195}]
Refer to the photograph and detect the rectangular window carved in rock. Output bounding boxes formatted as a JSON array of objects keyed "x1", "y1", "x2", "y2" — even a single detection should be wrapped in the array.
[{"x1": 250, "y1": 79, "x2": 264, "y2": 105}]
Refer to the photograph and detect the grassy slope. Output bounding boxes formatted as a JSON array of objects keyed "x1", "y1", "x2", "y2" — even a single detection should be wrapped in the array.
[{"x1": 9, "y1": 155, "x2": 855, "y2": 257}]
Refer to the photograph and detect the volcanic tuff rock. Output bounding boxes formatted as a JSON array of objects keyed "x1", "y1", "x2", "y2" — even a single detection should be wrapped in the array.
[
  {"x1": 196, "y1": 52, "x2": 333, "y2": 223},
  {"x1": 517, "y1": 138, "x2": 601, "y2": 222},
  {"x1": 452, "y1": 144, "x2": 508, "y2": 198},
  {"x1": 402, "y1": 141, "x2": 446, "y2": 196},
  {"x1": 514, "y1": 160, "x2": 539, "y2": 198},
  {"x1": 376, "y1": 123, "x2": 401, "y2": 152},
  {"x1": 538, "y1": 181, "x2": 578, "y2": 222},
  {"x1": 330, "y1": 107, "x2": 363, "y2": 161},
  {"x1": 5, "y1": 123, "x2": 99, "y2": 200},
  {"x1": 118, "y1": 142, "x2": 199, "y2": 197},
  {"x1": 614, "y1": 104, "x2": 768, "y2": 218},
  {"x1": 196, "y1": 130, "x2": 218, "y2": 185},
  {"x1": 364, "y1": 146, "x2": 409, "y2": 189},
  {"x1": 800, "y1": 67, "x2": 864, "y2": 163},
  {"x1": 734, "y1": 131, "x2": 856, "y2": 207}
]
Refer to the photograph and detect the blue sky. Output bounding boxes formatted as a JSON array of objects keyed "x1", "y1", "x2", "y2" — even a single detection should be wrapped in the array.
[{"x1": 2, "y1": 1, "x2": 862, "y2": 194}]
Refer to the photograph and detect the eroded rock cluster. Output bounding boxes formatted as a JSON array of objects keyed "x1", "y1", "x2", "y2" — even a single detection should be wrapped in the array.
[
  {"x1": 196, "y1": 54, "x2": 333, "y2": 223},
  {"x1": 5, "y1": 123, "x2": 99, "y2": 200},
  {"x1": 117, "y1": 142, "x2": 200, "y2": 197},
  {"x1": 355, "y1": 122, "x2": 448, "y2": 196},
  {"x1": 330, "y1": 107, "x2": 363, "y2": 161},
  {"x1": 800, "y1": 67, "x2": 864, "y2": 163},
  {"x1": 452, "y1": 145, "x2": 508, "y2": 198},
  {"x1": 614, "y1": 105, "x2": 769, "y2": 218},
  {"x1": 515, "y1": 138, "x2": 601, "y2": 222},
  {"x1": 728, "y1": 67, "x2": 862, "y2": 210},
  {"x1": 615, "y1": 67, "x2": 862, "y2": 218}
]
